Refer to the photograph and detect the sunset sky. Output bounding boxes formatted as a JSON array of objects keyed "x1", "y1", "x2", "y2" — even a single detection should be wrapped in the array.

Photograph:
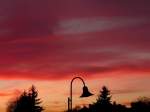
[{"x1": 0, "y1": 0, "x2": 150, "y2": 112}]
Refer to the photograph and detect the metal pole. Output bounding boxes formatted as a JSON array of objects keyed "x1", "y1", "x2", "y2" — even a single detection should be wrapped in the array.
[
  {"x1": 68, "y1": 97, "x2": 70, "y2": 112},
  {"x1": 69, "y1": 77, "x2": 86, "y2": 112}
]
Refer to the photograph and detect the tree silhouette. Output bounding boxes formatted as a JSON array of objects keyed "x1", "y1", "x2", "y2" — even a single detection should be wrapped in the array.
[
  {"x1": 7, "y1": 85, "x2": 44, "y2": 112},
  {"x1": 131, "y1": 97, "x2": 150, "y2": 112},
  {"x1": 96, "y1": 86, "x2": 111, "y2": 104},
  {"x1": 89, "y1": 86, "x2": 112, "y2": 112}
]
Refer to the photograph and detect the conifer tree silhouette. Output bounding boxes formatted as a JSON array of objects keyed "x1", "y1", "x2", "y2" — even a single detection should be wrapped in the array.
[
  {"x1": 96, "y1": 86, "x2": 111, "y2": 105},
  {"x1": 7, "y1": 85, "x2": 44, "y2": 112},
  {"x1": 91, "y1": 86, "x2": 112, "y2": 112}
]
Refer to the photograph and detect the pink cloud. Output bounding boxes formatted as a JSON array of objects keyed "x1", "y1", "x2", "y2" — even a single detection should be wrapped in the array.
[{"x1": 0, "y1": 0, "x2": 150, "y2": 80}]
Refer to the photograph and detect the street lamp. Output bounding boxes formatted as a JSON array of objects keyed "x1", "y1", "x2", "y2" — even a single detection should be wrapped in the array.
[{"x1": 68, "y1": 77, "x2": 93, "y2": 112}]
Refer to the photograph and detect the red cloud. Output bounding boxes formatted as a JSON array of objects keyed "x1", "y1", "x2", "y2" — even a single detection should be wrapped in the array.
[{"x1": 0, "y1": 0, "x2": 150, "y2": 81}]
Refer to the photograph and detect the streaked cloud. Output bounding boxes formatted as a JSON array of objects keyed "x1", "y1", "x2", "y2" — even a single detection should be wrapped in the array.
[{"x1": 54, "y1": 17, "x2": 147, "y2": 35}]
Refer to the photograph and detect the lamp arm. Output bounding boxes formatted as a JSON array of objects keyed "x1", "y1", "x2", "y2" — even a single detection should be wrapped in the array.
[
  {"x1": 71, "y1": 77, "x2": 86, "y2": 87},
  {"x1": 70, "y1": 77, "x2": 86, "y2": 111}
]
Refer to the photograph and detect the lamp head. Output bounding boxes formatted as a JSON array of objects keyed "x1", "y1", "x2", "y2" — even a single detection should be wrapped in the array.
[{"x1": 80, "y1": 86, "x2": 93, "y2": 98}]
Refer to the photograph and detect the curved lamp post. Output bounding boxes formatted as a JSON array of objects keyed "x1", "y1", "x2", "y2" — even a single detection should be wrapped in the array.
[{"x1": 68, "y1": 77, "x2": 93, "y2": 112}]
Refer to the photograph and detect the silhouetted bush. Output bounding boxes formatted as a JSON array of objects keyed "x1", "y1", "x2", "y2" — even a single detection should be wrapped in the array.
[
  {"x1": 131, "y1": 97, "x2": 150, "y2": 112},
  {"x1": 71, "y1": 106, "x2": 89, "y2": 112},
  {"x1": 112, "y1": 101, "x2": 129, "y2": 112}
]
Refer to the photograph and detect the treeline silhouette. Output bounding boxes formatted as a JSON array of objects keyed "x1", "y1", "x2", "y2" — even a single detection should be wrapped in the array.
[
  {"x1": 6, "y1": 85, "x2": 150, "y2": 112},
  {"x1": 69, "y1": 86, "x2": 150, "y2": 112}
]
